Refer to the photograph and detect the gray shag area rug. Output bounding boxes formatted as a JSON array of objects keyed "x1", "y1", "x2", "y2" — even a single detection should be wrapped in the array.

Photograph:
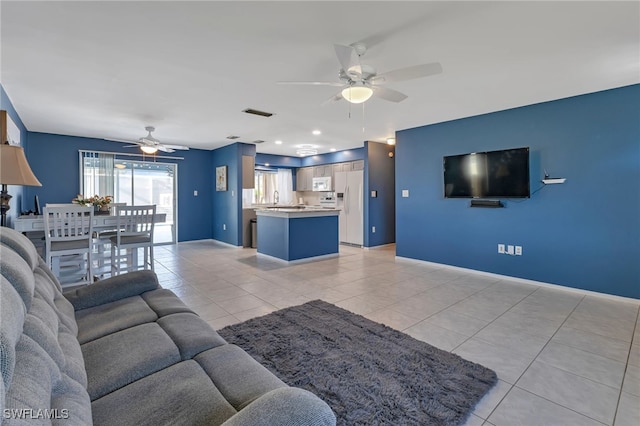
[{"x1": 218, "y1": 300, "x2": 497, "y2": 426}]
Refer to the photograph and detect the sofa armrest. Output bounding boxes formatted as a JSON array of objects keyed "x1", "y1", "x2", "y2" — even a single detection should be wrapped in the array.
[
  {"x1": 221, "y1": 387, "x2": 336, "y2": 426},
  {"x1": 63, "y1": 270, "x2": 160, "y2": 311}
]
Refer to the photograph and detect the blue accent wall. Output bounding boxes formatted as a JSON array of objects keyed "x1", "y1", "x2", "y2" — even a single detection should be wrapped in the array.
[
  {"x1": 0, "y1": 85, "x2": 29, "y2": 226},
  {"x1": 255, "y1": 153, "x2": 300, "y2": 168},
  {"x1": 23, "y1": 132, "x2": 213, "y2": 242},
  {"x1": 396, "y1": 85, "x2": 640, "y2": 299},
  {"x1": 301, "y1": 147, "x2": 364, "y2": 166},
  {"x1": 364, "y1": 141, "x2": 396, "y2": 247},
  {"x1": 211, "y1": 142, "x2": 255, "y2": 245}
]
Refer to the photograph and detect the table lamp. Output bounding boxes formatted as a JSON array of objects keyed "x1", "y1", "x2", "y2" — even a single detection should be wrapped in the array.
[{"x1": 0, "y1": 143, "x2": 42, "y2": 227}]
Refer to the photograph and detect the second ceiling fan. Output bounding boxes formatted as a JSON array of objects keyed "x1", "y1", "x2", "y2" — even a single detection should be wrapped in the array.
[{"x1": 278, "y1": 43, "x2": 442, "y2": 104}]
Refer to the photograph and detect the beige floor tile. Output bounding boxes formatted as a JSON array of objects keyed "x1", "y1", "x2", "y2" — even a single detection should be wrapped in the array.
[
  {"x1": 488, "y1": 386, "x2": 604, "y2": 426},
  {"x1": 516, "y1": 361, "x2": 619, "y2": 424},
  {"x1": 151, "y1": 240, "x2": 639, "y2": 425}
]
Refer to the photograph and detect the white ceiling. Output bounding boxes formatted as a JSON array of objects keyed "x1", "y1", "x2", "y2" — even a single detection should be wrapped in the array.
[{"x1": 1, "y1": 1, "x2": 638, "y2": 157}]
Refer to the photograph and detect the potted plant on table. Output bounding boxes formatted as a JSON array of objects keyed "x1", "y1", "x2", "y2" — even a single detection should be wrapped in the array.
[{"x1": 72, "y1": 194, "x2": 113, "y2": 214}]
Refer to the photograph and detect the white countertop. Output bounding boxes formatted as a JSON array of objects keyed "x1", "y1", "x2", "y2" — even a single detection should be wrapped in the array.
[{"x1": 255, "y1": 207, "x2": 340, "y2": 218}]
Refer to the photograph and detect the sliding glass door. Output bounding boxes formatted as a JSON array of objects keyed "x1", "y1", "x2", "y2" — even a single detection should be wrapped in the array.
[
  {"x1": 114, "y1": 161, "x2": 176, "y2": 244},
  {"x1": 81, "y1": 152, "x2": 177, "y2": 244}
]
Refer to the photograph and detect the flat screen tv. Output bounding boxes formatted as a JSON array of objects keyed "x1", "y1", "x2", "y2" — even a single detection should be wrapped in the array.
[{"x1": 443, "y1": 147, "x2": 530, "y2": 198}]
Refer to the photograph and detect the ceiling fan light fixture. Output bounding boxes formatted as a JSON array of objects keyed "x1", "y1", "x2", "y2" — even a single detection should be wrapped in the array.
[
  {"x1": 342, "y1": 84, "x2": 373, "y2": 104},
  {"x1": 140, "y1": 146, "x2": 158, "y2": 154}
]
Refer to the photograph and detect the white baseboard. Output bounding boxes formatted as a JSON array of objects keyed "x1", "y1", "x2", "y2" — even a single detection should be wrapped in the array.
[
  {"x1": 395, "y1": 256, "x2": 640, "y2": 305},
  {"x1": 364, "y1": 243, "x2": 395, "y2": 250}
]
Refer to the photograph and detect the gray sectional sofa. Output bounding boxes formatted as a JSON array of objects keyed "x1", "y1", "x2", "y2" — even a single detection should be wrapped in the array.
[{"x1": 0, "y1": 226, "x2": 336, "y2": 425}]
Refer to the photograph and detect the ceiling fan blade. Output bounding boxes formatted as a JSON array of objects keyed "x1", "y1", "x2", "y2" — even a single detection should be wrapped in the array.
[
  {"x1": 334, "y1": 44, "x2": 361, "y2": 75},
  {"x1": 121, "y1": 144, "x2": 141, "y2": 148},
  {"x1": 277, "y1": 81, "x2": 345, "y2": 87},
  {"x1": 156, "y1": 145, "x2": 175, "y2": 153},
  {"x1": 104, "y1": 137, "x2": 137, "y2": 144},
  {"x1": 321, "y1": 90, "x2": 345, "y2": 106},
  {"x1": 371, "y1": 62, "x2": 443, "y2": 84},
  {"x1": 373, "y1": 86, "x2": 408, "y2": 103},
  {"x1": 163, "y1": 144, "x2": 189, "y2": 151}
]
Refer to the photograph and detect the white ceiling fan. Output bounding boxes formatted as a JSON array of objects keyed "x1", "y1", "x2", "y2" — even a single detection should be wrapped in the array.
[
  {"x1": 278, "y1": 43, "x2": 443, "y2": 104},
  {"x1": 108, "y1": 126, "x2": 189, "y2": 154}
]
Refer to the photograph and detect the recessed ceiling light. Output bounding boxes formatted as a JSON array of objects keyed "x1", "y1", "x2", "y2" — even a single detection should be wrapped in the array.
[
  {"x1": 274, "y1": 140, "x2": 283, "y2": 145},
  {"x1": 312, "y1": 130, "x2": 321, "y2": 136},
  {"x1": 330, "y1": 148, "x2": 336, "y2": 152}
]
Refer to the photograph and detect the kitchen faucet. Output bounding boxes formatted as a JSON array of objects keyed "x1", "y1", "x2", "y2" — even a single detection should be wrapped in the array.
[{"x1": 273, "y1": 190, "x2": 279, "y2": 204}]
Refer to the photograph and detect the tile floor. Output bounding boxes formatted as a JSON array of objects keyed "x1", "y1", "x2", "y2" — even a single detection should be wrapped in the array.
[{"x1": 150, "y1": 240, "x2": 639, "y2": 426}]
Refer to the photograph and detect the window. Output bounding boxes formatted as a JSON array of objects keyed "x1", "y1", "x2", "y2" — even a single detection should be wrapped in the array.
[{"x1": 250, "y1": 169, "x2": 292, "y2": 204}]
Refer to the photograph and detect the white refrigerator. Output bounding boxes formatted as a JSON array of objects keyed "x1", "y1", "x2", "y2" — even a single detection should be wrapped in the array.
[{"x1": 335, "y1": 170, "x2": 363, "y2": 246}]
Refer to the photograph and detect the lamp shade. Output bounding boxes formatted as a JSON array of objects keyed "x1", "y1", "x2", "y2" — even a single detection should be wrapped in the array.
[
  {"x1": 341, "y1": 84, "x2": 373, "y2": 104},
  {"x1": 0, "y1": 144, "x2": 41, "y2": 186}
]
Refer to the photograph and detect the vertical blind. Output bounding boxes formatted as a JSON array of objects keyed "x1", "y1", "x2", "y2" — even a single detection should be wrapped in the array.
[{"x1": 80, "y1": 151, "x2": 114, "y2": 197}]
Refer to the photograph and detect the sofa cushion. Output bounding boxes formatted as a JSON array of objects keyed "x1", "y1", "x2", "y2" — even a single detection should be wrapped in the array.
[
  {"x1": 0, "y1": 276, "x2": 27, "y2": 391},
  {"x1": 221, "y1": 387, "x2": 337, "y2": 426},
  {"x1": 3, "y1": 334, "x2": 92, "y2": 425},
  {"x1": 82, "y1": 323, "x2": 181, "y2": 400},
  {"x1": 141, "y1": 288, "x2": 194, "y2": 317},
  {"x1": 75, "y1": 296, "x2": 158, "y2": 344},
  {"x1": 34, "y1": 267, "x2": 77, "y2": 336},
  {"x1": 195, "y1": 345, "x2": 287, "y2": 411},
  {"x1": 0, "y1": 226, "x2": 40, "y2": 271},
  {"x1": 157, "y1": 313, "x2": 227, "y2": 360},
  {"x1": 64, "y1": 269, "x2": 159, "y2": 311},
  {"x1": 91, "y1": 360, "x2": 238, "y2": 426},
  {"x1": 0, "y1": 245, "x2": 35, "y2": 311}
]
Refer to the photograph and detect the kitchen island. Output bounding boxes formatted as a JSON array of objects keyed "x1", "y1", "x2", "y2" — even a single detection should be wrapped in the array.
[{"x1": 255, "y1": 207, "x2": 340, "y2": 262}]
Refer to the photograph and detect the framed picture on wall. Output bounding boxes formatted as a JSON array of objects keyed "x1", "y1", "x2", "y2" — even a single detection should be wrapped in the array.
[{"x1": 216, "y1": 165, "x2": 227, "y2": 191}]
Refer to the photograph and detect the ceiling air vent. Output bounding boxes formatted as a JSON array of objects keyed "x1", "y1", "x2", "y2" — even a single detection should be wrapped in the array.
[
  {"x1": 226, "y1": 135, "x2": 240, "y2": 140},
  {"x1": 252, "y1": 140, "x2": 265, "y2": 144},
  {"x1": 243, "y1": 108, "x2": 274, "y2": 118}
]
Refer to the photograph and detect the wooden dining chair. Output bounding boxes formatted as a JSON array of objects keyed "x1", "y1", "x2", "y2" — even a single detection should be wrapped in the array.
[
  {"x1": 43, "y1": 205, "x2": 94, "y2": 285},
  {"x1": 110, "y1": 205, "x2": 156, "y2": 275}
]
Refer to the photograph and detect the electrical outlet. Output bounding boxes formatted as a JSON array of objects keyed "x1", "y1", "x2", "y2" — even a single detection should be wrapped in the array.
[
  {"x1": 515, "y1": 246, "x2": 522, "y2": 256},
  {"x1": 402, "y1": 189, "x2": 409, "y2": 198},
  {"x1": 223, "y1": 224, "x2": 226, "y2": 231},
  {"x1": 498, "y1": 244, "x2": 505, "y2": 254},
  {"x1": 507, "y1": 245, "x2": 515, "y2": 255},
  {"x1": 372, "y1": 226, "x2": 376, "y2": 233}
]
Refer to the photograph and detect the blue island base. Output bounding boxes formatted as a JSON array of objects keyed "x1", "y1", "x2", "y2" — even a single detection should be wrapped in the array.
[{"x1": 256, "y1": 212, "x2": 339, "y2": 262}]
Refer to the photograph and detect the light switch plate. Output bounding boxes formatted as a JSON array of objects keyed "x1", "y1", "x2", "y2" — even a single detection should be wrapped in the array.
[
  {"x1": 371, "y1": 190, "x2": 377, "y2": 198},
  {"x1": 402, "y1": 189, "x2": 409, "y2": 198}
]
